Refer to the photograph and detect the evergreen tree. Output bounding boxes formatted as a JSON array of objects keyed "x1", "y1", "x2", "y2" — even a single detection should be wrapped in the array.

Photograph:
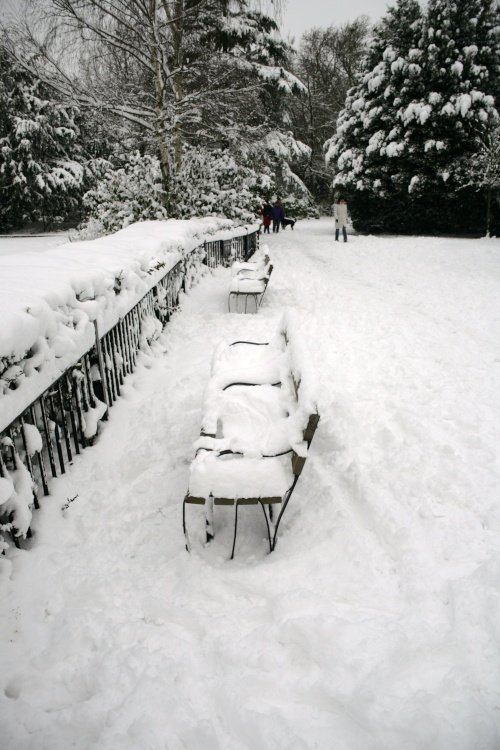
[
  {"x1": 0, "y1": 48, "x2": 86, "y2": 231},
  {"x1": 326, "y1": 0, "x2": 500, "y2": 234},
  {"x1": 326, "y1": 0, "x2": 425, "y2": 231},
  {"x1": 414, "y1": 0, "x2": 500, "y2": 231},
  {"x1": 460, "y1": 121, "x2": 500, "y2": 235},
  {"x1": 178, "y1": 0, "x2": 313, "y2": 208}
]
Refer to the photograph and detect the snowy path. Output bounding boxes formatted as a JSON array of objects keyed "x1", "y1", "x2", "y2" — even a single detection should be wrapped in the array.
[{"x1": 2, "y1": 219, "x2": 500, "y2": 749}]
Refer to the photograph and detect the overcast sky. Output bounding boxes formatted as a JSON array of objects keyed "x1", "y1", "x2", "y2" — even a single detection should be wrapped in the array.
[
  {"x1": 281, "y1": 0, "x2": 391, "y2": 41},
  {"x1": 0, "y1": 0, "x2": 392, "y2": 36}
]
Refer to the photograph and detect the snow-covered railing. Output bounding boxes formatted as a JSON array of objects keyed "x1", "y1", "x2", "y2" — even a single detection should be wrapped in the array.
[{"x1": 0, "y1": 219, "x2": 259, "y2": 550}]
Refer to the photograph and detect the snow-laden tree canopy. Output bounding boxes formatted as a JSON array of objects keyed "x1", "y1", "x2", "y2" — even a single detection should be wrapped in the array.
[
  {"x1": 0, "y1": 0, "x2": 318, "y2": 229},
  {"x1": 325, "y1": 0, "x2": 500, "y2": 234},
  {"x1": 0, "y1": 48, "x2": 87, "y2": 231}
]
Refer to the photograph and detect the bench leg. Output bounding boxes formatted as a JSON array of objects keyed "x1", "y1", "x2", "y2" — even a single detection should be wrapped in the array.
[
  {"x1": 259, "y1": 502, "x2": 273, "y2": 554},
  {"x1": 206, "y1": 493, "x2": 214, "y2": 544},
  {"x1": 182, "y1": 497, "x2": 191, "y2": 552},
  {"x1": 272, "y1": 478, "x2": 299, "y2": 551},
  {"x1": 230, "y1": 500, "x2": 240, "y2": 559}
]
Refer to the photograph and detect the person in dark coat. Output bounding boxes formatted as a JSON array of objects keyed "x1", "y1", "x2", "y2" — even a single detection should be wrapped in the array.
[{"x1": 271, "y1": 200, "x2": 284, "y2": 233}]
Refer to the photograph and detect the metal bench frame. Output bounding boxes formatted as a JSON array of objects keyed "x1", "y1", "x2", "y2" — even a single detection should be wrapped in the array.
[
  {"x1": 183, "y1": 340, "x2": 320, "y2": 558},
  {"x1": 228, "y1": 265, "x2": 273, "y2": 313}
]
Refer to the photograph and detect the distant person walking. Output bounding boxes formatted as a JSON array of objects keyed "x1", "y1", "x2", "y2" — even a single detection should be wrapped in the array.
[
  {"x1": 334, "y1": 198, "x2": 349, "y2": 242},
  {"x1": 260, "y1": 201, "x2": 272, "y2": 234},
  {"x1": 271, "y1": 200, "x2": 284, "y2": 233}
]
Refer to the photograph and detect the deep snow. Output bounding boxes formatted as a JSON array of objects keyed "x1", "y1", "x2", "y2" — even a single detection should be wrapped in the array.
[{"x1": 1, "y1": 219, "x2": 500, "y2": 749}]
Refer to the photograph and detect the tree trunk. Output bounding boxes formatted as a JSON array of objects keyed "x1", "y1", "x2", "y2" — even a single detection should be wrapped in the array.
[
  {"x1": 172, "y1": 0, "x2": 185, "y2": 174},
  {"x1": 486, "y1": 184, "x2": 492, "y2": 237},
  {"x1": 307, "y1": 73, "x2": 315, "y2": 172},
  {"x1": 157, "y1": 125, "x2": 172, "y2": 212},
  {"x1": 150, "y1": 0, "x2": 171, "y2": 209}
]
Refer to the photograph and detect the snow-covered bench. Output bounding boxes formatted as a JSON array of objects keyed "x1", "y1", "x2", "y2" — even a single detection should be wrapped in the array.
[
  {"x1": 228, "y1": 248, "x2": 273, "y2": 313},
  {"x1": 183, "y1": 313, "x2": 319, "y2": 557}
]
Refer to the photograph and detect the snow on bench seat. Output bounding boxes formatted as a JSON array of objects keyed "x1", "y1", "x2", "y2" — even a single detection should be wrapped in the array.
[
  {"x1": 187, "y1": 452, "x2": 293, "y2": 504},
  {"x1": 197, "y1": 383, "x2": 292, "y2": 456},
  {"x1": 210, "y1": 338, "x2": 286, "y2": 389},
  {"x1": 231, "y1": 248, "x2": 270, "y2": 278},
  {"x1": 229, "y1": 277, "x2": 267, "y2": 294}
]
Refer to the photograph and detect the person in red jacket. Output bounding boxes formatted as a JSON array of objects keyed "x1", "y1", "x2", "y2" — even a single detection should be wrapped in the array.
[{"x1": 260, "y1": 201, "x2": 272, "y2": 233}]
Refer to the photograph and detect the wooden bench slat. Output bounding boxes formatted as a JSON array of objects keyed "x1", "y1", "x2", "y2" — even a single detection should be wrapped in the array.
[{"x1": 185, "y1": 495, "x2": 283, "y2": 506}]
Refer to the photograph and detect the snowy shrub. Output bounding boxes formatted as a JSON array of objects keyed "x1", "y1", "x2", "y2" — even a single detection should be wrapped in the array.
[
  {"x1": 250, "y1": 132, "x2": 317, "y2": 217},
  {"x1": 279, "y1": 192, "x2": 319, "y2": 219},
  {"x1": 171, "y1": 147, "x2": 269, "y2": 222},
  {"x1": 78, "y1": 148, "x2": 268, "y2": 236},
  {"x1": 78, "y1": 138, "x2": 317, "y2": 238},
  {"x1": 78, "y1": 152, "x2": 168, "y2": 238},
  {"x1": 170, "y1": 143, "x2": 317, "y2": 221}
]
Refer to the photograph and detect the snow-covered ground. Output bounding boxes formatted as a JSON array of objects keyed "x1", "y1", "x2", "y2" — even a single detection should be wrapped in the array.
[
  {"x1": 0, "y1": 234, "x2": 69, "y2": 257},
  {"x1": 1, "y1": 218, "x2": 500, "y2": 749}
]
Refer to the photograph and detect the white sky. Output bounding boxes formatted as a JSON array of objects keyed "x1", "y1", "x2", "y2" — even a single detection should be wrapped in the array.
[
  {"x1": 280, "y1": 0, "x2": 391, "y2": 41},
  {"x1": 0, "y1": 0, "x2": 392, "y2": 39}
]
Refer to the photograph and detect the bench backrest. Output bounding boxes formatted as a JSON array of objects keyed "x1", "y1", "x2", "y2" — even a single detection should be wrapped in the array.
[
  {"x1": 291, "y1": 413, "x2": 320, "y2": 476},
  {"x1": 279, "y1": 310, "x2": 320, "y2": 477}
]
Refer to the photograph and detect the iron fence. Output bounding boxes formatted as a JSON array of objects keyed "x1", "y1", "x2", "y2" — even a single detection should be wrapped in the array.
[{"x1": 0, "y1": 228, "x2": 259, "y2": 547}]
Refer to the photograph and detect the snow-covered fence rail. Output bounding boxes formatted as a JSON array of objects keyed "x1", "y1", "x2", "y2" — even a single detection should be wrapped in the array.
[{"x1": 0, "y1": 219, "x2": 259, "y2": 550}]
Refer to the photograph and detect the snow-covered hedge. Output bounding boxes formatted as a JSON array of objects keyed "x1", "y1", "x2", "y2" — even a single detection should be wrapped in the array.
[
  {"x1": 78, "y1": 153, "x2": 168, "y2": 239},
  {"x1": 0, "y1": 218, "x2": 259, "y2": 433},
  {"x1": 172, "y1": 148, "x2": 273, "y2": 223},
  {"x1": 77, "y1": 150, "x2": 265, "y2": 238},
  {"x1": 77, "y1": 145, "x2": 317, "y2": 239}
]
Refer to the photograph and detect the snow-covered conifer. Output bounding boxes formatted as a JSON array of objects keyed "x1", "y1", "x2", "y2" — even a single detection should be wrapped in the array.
[
  {"x1": 414, "y1": 0, "x2": 500, "y2": 233},
  {"x1": 0, "y1": 49, "x2": 86, "y2": 231},
  {"x1": 459, "y1": 121, "x2": 500, "y2": 235},
  {"x1": 419, "y1": 0, "x2": 499, "y2": 189},
  {"x1": 326, "y1": 0, "x2": 425, "y2": 230},
  {"x1": 326, "y1": 0, "x2": 500, "y2": 234}
]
